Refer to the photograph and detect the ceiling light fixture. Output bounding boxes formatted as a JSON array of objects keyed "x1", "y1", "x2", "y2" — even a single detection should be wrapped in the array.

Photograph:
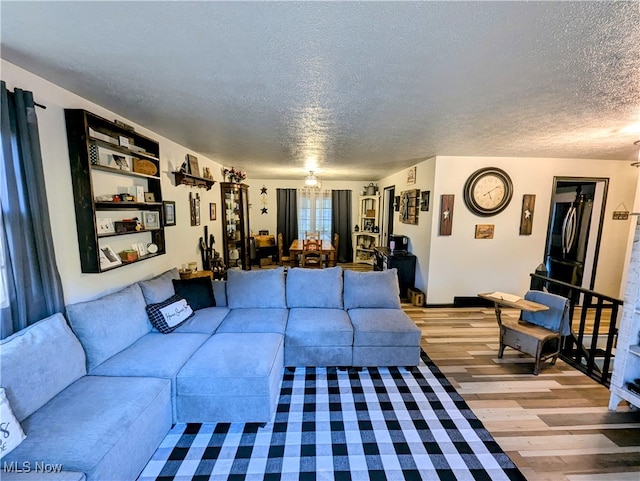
[
  {"x1": 305, "y1": 171, "x2": 318, "y2": 186},
  {"x1": 632, "y1": 140, "x2": 640, "y2": 167}
]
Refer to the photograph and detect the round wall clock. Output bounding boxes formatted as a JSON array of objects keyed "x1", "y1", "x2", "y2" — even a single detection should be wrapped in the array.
[{"x1": 463, "y1": 167, "x2": 513, "y2": 216}]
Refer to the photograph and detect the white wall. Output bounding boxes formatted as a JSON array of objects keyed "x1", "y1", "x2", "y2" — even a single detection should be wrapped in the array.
[
  {"x1": 377, "y1": 159, "x2": 436, "y2": 293},
  {"x1": 426, "y1": 156, "x2": 638, "y2": 304},
  {"x1": 246, "y1": 179, "x2": 372, "y2": 237},
  {"x1": 2, "y1": 60, "x2": 225, "y2": 304}
]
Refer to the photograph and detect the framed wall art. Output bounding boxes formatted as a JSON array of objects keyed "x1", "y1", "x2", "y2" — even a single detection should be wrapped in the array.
[
  {"x1": 190, "y1": 192, "x2": 200, "y2": 226},
  {"x1": 143, "y1": 211, "x2": 160, "y2": 230},
  {"x1": 163, "y1": 201, "x2": 176, "y2": 226},
  {"x1": 519, "y1": 194, "x2": 535, "y2": 235},
  {"x1": 439, "y1": 194, "x2": 454, "y2": 236},
  {"x1": 407, "y1": 166, "x2": 416, "y2": 185},
  {"x1": 475, "y1": 224, "x2": 495, "y2": 239},
  {"x1": 210, "y1": 203, "x2": 217, "y2": 221}
]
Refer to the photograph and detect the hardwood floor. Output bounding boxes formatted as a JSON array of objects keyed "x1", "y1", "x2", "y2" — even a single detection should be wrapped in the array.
[{"x1": 404, "y1": 304, "x2": 640, "y2": 481}]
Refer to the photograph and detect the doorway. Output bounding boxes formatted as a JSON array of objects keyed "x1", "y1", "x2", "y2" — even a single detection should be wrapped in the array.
[
  {"x1": 543, "y1": 177, "x2": 608, "y2": 299},
  {"x1": 381, "y1": 186, "x2": 395, "y2": 248}
]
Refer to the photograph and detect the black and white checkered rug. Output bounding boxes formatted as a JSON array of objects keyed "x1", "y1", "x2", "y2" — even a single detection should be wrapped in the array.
[{"x1": 138, "y1": 352, "x2": 525, "y2": 481}]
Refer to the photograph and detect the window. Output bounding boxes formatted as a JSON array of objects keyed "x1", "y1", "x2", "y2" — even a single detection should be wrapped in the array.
[{"x1": 297, "y1": 188, "x2": 332, "y2": 241}]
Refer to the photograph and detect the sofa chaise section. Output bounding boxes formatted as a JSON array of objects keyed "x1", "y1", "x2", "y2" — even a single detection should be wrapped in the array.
[
  {"x1": 344, "y1": 269, "x2": 421, "y2": 367},
  {"x1": 0, "y1": 313, "x2": 171, "y2": 481}
]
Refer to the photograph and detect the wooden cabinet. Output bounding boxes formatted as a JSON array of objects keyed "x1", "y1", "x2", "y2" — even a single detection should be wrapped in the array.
[
  {"x1": 353, "y1": 194, "x2": 381, "y2": 264},
  {"x1": 220, "y1": 182, "x2": 251, "y2": 271},
  {"x1": 609, "y1": 220, "x2": 640, "y2": 410},
  {"x1": 374, "y1": 247, "x2": 416, "y2": 300},
  {"x1": 65, "y1": 109, "x2": 165, "y2": 273}
]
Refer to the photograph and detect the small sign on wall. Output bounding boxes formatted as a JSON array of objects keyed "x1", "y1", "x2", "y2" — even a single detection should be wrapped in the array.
[{"x1": 613, "y1": 202, "x2": 630, "y2": 220}]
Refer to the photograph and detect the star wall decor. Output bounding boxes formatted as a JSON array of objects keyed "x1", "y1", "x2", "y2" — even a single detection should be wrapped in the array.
[{"x1": 260, "y1": 185, "x2": 268, "y2": 214}]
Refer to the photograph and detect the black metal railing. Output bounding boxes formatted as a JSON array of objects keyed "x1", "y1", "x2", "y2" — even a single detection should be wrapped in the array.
[{"x1": 529, "y1": 273, "x2": 623, "y2": 387}]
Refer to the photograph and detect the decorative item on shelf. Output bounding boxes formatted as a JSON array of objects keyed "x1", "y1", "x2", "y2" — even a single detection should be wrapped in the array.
[
  {"x1": 132, "y1": 158, "x2": 158, "y2": 176},
  {"x1": 143, "y1": 211, "x2": 160, "y2": 230},
  {"x1": 114, "y1": 218, "x2": 142, "y2": 233},
  {"x1": 112, "y1": 154, "x2": 130, "y2": 171},
  {"x1": 373, "y1": 225, "x2": 379, "y2": 233},
  {"x1": 190, "y1": 192, "x2": 200, "y2": 226},
  {"x1": 186, "y1": 154, "x2": 200, "y2": 177},
  {"x1": 144, "y1": 192, "x2": 156, "y2": 203},
  {"x1": 119, "y1": 249, "x2": 138, "y2": 263},
  {"x1": 133, "y1": 242, "x2": 147, "y2": 257},
  {"x1": 99, "y1": 246, "x2": 122, "y2": 269},
  {"x1": 96, "y1": 218, "x2": 115, "y2": 235},
  {"x1": 89, "y1": 145, "x2": 99, "y2": 165},
  {"x1": 113, "y1": 119, "x2": 135, "y2": 132},
  {"x1": 202, "y1": 167, "x2": 214, "y2": 180},
  {"x1": 223, "y1": 166, "x2": 247, "y2": 183},
  {"x1": 354, "y1": 225, "x2": 359, "y2": 232},
  {"x1": 365, "y1": 183, "x2": 378, "y2": 195}
]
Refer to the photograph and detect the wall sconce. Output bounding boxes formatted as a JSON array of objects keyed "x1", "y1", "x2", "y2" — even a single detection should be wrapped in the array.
[{"x1": 631, "y1": 140, "x2": 640, "y2": 167}]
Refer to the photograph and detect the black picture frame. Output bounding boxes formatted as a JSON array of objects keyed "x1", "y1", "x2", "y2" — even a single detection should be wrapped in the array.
[
  {"x1": 163, "y1": 200, "x2": 176, "y2": 226},
  {"x1": 420, "y1": 190, "x2": 430, "y2": 211}
]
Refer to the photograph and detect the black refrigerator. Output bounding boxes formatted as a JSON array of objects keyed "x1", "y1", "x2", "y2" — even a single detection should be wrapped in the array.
[{"x1": 545, "y1": 191, "x2": 593, "y2": 298}]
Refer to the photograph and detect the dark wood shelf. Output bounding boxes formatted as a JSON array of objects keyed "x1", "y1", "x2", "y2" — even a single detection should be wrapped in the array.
[
  {"x1": 172, "y1": 171, "x2": 216, "y2": 190},
  {"x1": 94, "y1": 201, "x2": 162, "y2": 210},
  {"x1": 97, "y1": 229, "x2": 160, "y2": 239},
  {"x1": 91, "y1": 164, "x2": 159, "y2": 180},
  {"x1": 90, "y1": 137, "x2": 160, "y2": 162}
]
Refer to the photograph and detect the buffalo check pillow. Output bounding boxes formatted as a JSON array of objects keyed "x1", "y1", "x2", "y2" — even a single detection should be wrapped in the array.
[{"x1": 145, "y1": 294, "x2": 194, "y2": 334}]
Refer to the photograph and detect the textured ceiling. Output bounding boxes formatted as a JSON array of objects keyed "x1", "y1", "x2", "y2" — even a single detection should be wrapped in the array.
[{"x1": 2, "y1": 1, "x2": 640, "y2": 181}]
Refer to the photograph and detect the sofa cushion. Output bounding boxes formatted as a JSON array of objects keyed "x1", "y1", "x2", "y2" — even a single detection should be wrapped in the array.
[
  {"x1": 138, "y1": 267, "x2": 180, "y2": 304},
  {"x1": 343, "y1": 269, "x2": 401, "y2": 309},
  {"x1": 286, "y1": 267, "x2": 344, "y2": 308},
  {"x1": 90, "y1": 332, "x2": 209, "y2": 422},
  {"x1": 66, "y1": 284, "x2": 151, "y2": 372},
  {"x1": 0, "y1": 313, "x2": 86, "y2": 421},
  {"x1": 226, "y1": 267, "x2": 286, "y2": 309},
  {"x1": 212, "y1": 280, "x2": 227, "y2": 307},
  {"x1": 348, "y1": 308, "x2": 421, "y2": 346},
  {"x1": 0, "y1": 388, "x2": 26, "y2": 458},
  {"x1": 216, "y1": 308, "x2": 288, "y2": 334},
  {"x1": 286, "y1": 308, "x2": 353, "y2": 347},
  {"x1": 145, "y1": 294, "x2": 194, "y2": 334},
  {"x1": 172, "y1": 277, "x2": 216, "y2": 310},
  {"x1": 171, "y1": 306, "x2": 230, "y2": 334},
  {"x1": 2, "y1": 376, "x2": 171, "y2": 481}
]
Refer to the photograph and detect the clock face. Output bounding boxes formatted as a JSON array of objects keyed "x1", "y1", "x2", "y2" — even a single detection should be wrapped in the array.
[{"x1": 463, "y1": 167, "x2": 513, "y2": 216}]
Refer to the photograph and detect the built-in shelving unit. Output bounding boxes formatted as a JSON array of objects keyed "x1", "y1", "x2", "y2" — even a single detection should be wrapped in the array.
[
  {"x1": 353, "y1": 194, "x2": 381, "y2": 264},
  {"x1": 65, "y1": 109, "x2": 165, "y2": 273},
  {"x1": 609, "y1": 219, "x2": 640, "y2": 410}
]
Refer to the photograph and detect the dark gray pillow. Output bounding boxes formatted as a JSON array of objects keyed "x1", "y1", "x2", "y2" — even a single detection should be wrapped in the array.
[{"x1": 172, "y1": 277, "x2": 216, "y2": 311}]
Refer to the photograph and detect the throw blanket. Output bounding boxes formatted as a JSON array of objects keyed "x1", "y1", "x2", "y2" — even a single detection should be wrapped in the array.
[{"x1": 522, "y1": 290, "x2": 571, "y2": 336}]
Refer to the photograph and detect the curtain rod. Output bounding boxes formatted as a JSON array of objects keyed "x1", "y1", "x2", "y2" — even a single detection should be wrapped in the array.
[{"x1": 34, "y1": 101, "x2": 46, "y2": 109}]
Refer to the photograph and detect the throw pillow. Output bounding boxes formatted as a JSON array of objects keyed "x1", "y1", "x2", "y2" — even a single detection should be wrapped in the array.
[
  {"x1": 145, "y1": 294, "x2": 194, "y2": 333},
  {"x1": 0, "y1": 388, "x2": 26, "y2": 459},
  {"x1": 172, "y1": 277, "x2": 216, "y2": 311}
]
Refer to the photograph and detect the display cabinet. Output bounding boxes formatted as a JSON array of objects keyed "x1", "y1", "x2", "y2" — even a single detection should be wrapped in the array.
[
  {"x1": 609, "y1": 219, "x2": 640, "y2": 410},
  {"x1": 65, "y1": 109, "x2": 165, "y2": 273},
  {"x1": 353, "y1": 194, "x2": 381, "y2": 264},
  {"x1": 220, "y1": 182, "x2": 251, "y2": 270}
]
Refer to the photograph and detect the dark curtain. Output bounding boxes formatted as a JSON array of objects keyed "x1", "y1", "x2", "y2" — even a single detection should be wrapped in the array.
[
  {"x1": 1, "y1": 82, "x2": 64, "y2": 338},
  {"x1": 331, "y1": 190, "x2": 353, "y2": 263},
  {"x1": 276, "y1": 188, "x2": 298, "y2": 255}
]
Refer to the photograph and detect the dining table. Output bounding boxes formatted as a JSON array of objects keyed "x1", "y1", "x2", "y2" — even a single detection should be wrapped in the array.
[{"x1": 289, "y1": 239, "x2": 337, "y2": 267}]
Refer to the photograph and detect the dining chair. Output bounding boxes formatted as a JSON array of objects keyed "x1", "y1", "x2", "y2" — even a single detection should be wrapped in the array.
[
  {"x1": 277, "y1": 233, "x2": 296, "y2": 267},
  {"x1": 300, "y1": 238, "x2": 323, "y2": 268},
  {"x1": 305, "y1": 231, "x2": 321, "y2": 241}
]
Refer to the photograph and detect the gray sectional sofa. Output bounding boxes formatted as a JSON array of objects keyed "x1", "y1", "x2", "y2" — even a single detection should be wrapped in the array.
[{"x1": 0, "y1": 266, "x2": 421, "y2": 481}]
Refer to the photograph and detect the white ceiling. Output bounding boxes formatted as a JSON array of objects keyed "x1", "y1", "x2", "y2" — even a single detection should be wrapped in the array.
[{"x1": 2, "y1": 1, "x2": 639, "y2": 181}]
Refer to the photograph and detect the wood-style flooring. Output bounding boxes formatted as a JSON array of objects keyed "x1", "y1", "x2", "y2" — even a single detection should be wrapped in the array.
[{"x1": 405, "y1": 304, "x2": 640, "y2": 481}]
